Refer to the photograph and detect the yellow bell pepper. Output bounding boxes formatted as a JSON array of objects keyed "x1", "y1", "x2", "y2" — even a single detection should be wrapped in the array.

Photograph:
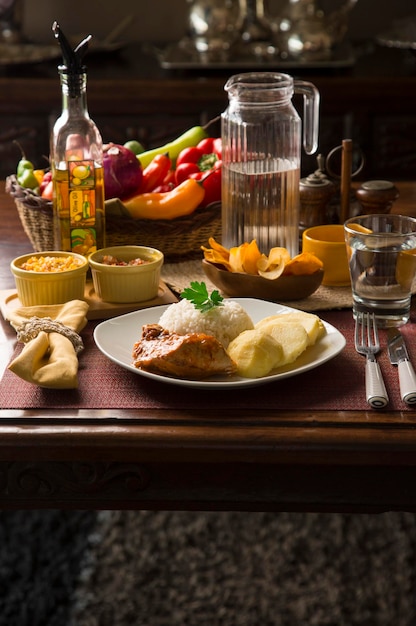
[{"x1": 122, "y1": 178, "x2": 205, "y2": 220}]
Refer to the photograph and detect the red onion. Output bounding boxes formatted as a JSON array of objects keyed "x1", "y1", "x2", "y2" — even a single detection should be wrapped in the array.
[{"x1": 103, "y1": 143, "x2": 143, "y2": 200}]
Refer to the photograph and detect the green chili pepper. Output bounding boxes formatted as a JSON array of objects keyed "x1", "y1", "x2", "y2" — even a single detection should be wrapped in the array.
[
  {"x1": 14, "y1": 139, "x2": 39, "y2": 190},
  {"x1": 17, "y1": 157, "x2": 34, "y2": 178},
  {"x1": 137, "y1": 125, "x2": 208, "y2": 169},
  {"x1": 18, "y1": 167, "x2": 40, "y2": 190}
]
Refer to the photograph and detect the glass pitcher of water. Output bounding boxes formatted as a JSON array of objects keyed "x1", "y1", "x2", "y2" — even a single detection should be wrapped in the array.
[{"x1": 221, "y1": 72, "x2": 319, "y2": 257}]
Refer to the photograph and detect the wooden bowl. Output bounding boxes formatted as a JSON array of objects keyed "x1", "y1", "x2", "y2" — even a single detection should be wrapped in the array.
[{"x1": 202, "y1": 260, "x2": 324, "y2": 302}]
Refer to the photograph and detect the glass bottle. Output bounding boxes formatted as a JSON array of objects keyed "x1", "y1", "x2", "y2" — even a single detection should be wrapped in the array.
[
  {"x1": 50, "y1": 22, "x2": 105, "y2": 256},
  {"x1": 221, "y1": 72, "x2": 319, "y2": 257}
]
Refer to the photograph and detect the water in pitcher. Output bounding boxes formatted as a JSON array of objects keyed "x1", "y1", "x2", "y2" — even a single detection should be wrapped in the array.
[{"x1": 221, "y1": 157, "x2": 300, "y2": 257}]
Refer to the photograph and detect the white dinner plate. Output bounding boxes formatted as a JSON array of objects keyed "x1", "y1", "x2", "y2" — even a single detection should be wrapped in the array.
[{"x1": 93, "y1": 298, "x2": 346, "y2": 389}]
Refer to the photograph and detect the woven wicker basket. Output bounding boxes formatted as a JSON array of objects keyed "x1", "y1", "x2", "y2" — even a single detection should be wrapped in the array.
[
  {"x1": 6, "y1": 175, "x2": 222, "y2": 260},
  {"x1": 6, "y1": 175, "x2": 54, "y2": 252}
]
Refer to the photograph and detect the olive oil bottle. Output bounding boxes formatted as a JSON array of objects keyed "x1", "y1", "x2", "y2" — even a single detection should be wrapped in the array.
[{"x1": 50, "y1": 22, "x2": 105, "y2": 255}]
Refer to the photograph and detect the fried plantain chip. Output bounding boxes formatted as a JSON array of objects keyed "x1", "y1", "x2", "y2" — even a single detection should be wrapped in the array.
[
  {"x1": 241, "y1": 239, "x2": 262, "y2": 275},
  {"x1": 229, "y1": 245, "x2": 246, "y2": 273},
  {"x1": 257, "y1": 247, "x2": 291, "y2": 280},
  {"x1": 202, "y1": 248, "x2": 232, "y2": 270},
  {"x1": 203, "y1": 239, "x2": 320, "y2": 280},
  {"x1": 282, "y1": 252, "x2": 324, "y2": 276},
  {"x1": 207, "y1": 237, "x2": 230, "y2": 258},
  {"x1": 202, "y1": 237, "x2": 233, "y2": 269}
]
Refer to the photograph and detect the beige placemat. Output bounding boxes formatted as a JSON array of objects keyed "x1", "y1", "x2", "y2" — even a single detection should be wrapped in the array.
[{"x1": 161, "y1": 260, "x2": 354, "y2": 312}]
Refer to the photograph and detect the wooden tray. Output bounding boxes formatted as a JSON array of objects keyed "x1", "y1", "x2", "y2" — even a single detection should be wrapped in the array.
[{"x1": 0, "y1": 279, "x2": 178, "y2": 322}]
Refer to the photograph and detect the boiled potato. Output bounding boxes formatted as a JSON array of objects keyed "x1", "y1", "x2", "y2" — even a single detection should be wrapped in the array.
[
  {"x1": 254, "y1": 319, "x2": 309, "y2": 364},
  {"x1": 229, "y1": 311, "x2": 326, "y2": 379},
  {"x1": 227, "y1": 328, "x2": 284, "y2": 378},
  {"x1": 256, "y1": 311, "x2": 326, "y2": 346}
]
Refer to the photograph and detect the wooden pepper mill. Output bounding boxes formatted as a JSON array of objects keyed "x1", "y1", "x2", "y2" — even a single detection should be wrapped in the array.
[
  {"x1": 355, "y1": 180, "x2": 399, "y2": 214},
  {"x1": 299, "y1": 155, "x2": 337, "y2": 234}
]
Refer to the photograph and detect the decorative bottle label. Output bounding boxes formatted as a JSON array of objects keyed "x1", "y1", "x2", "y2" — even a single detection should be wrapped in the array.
[{"x1": 54, "y1": 162, "x2": 105, "y2": 255}]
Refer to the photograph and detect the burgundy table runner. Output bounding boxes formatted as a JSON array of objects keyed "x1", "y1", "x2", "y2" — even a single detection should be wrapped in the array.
[{"x1": 1, "y1": 309, "x2": 416, "y2": 412}]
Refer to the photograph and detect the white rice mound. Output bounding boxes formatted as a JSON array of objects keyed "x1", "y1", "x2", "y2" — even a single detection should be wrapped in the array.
[{"x1": 158, "y1": 299, "x2": 254, "y2": 348}]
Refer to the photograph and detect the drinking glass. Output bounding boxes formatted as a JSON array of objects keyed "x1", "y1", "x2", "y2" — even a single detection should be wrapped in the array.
[{"x1": 344, "y1": 214, "x2": 416, "y2": 327}]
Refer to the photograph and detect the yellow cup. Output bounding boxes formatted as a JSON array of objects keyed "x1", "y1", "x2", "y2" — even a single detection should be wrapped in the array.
[{"x1": 302, "y1": 224, "x2": 350, "y2": 287}]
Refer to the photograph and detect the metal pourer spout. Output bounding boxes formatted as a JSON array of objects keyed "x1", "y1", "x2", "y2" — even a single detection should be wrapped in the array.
[{"x1": 52, "y1": 21, "x2": 92, "y2": 97}]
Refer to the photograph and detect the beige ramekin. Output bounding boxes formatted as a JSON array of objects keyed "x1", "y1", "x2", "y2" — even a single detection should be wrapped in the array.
[{"x1": 88, "y1": 245, "x2": 164, "y2": 303}]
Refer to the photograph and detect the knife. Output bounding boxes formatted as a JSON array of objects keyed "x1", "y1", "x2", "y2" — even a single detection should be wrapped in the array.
[{"x1": 387, "y1": 328, "x2": 416, "y2": 405}]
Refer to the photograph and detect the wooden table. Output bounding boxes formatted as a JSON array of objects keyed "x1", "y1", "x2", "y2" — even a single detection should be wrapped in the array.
[{"x1": 2, "y1": 181, "x2": 416, "y2": 513}]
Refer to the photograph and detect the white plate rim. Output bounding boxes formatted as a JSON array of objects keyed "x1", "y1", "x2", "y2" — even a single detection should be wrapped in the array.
[{"x1": 93, "y1": 298, "x2": 346, "y2": 389}]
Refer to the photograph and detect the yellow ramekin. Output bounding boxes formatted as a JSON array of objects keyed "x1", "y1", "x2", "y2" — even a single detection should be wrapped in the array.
[{"x1": 11, "y1": 251, "x2": 88, "y2": 306}]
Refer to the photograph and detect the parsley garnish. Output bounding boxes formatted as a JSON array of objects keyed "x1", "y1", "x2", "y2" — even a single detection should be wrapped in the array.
[{"x1": 181, "y1": 281, "x2": 224, "y2": 312}]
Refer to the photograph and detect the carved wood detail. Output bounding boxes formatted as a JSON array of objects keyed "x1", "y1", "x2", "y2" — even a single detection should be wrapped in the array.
[{"x1": 0, "y1": 462, "x2": 151, "y2": 504}]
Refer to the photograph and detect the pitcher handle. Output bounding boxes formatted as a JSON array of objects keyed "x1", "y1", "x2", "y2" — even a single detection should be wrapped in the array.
[{"x1": 294, "y1": 80, "x2": 320, "y2": 155}]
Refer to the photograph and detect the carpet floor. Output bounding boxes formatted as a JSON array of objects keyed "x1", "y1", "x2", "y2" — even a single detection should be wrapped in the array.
[{"x1": 1, "y1": 510, "x2": 416, "y2": 625}]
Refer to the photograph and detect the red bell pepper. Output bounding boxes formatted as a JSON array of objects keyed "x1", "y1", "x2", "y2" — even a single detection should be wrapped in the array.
[
  {"x1": 175, "y1": 162, "x2": 200, "y2": 185},
  {"x1": 190, "y1": 161, "x2": 222, "y2": 207},
  {"x1": 176, "y1": 146, "x2": 203, "y2": 167},
  {"x1": 174, "y1": 139, "x2": 222, "y2": 204},
  {"x1": 197, "y1": 137, "x2": 222, "y2": 159}
]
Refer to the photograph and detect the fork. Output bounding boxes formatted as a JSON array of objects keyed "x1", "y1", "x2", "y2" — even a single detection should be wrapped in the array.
[{"x1": 355, "y1": 311, "x2": 389, "y2": 409}]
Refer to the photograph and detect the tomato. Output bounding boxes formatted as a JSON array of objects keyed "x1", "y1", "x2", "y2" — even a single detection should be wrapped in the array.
[{"x1": 175, "y1": 162, "x2": 200, "y2": 185}]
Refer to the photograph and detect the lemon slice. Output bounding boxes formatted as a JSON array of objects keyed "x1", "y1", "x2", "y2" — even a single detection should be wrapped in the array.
[{"x1": 347, "y1": 223, "x2": 373, "y2": 234}]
